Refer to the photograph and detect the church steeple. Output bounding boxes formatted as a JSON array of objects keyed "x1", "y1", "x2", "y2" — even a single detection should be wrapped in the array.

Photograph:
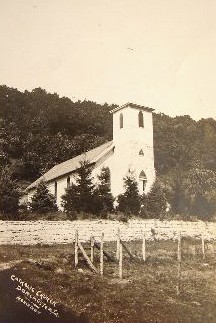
[{"x1": 109, "y1": 103, "x2": 155, "y2": 195}]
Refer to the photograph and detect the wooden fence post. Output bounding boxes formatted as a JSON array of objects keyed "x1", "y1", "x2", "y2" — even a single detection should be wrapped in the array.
[
  {"x1": 116, "y1": 228, "x2": 120, "y2": 261},
  {"x1": 176, "y1": 231, "x2": 181, "y2": 295},
  {"x1": 75, "y1": 230, "x2": 78, "y2": 267},
  {"x1": 201, "y1": 233, "x2": 205, "y2": 260},
  {"x1": 177, "y1": 231, "x2": 181, "y2": 262},
  {"x1": 119, "y1": 241, "x2": 123, "y2": 279},
  {"x1": 176, "y1": 260, "x2": 181, "y2": 296},
  {"x1": 142, "y1": 230, "x2": 146, "y2": 262},
  {"x1": 90, "y1": 236, "x2": 95, "y2": 263},
  {"x1": 78, "y1": 242, "x2": 98, "y2": 273},
  {"x1": 100, "y1": 233, "x2": 104, "y2": 276}
]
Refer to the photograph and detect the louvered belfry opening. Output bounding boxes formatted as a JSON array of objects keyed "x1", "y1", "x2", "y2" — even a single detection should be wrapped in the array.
[{"x1": 138, "y1": 111, "x2": 144, "y2": 127}]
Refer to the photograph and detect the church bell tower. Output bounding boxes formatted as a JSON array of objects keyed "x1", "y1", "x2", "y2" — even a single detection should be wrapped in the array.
[{"x1": 109, "y1": 103, "x2": 155, "y2": 196}]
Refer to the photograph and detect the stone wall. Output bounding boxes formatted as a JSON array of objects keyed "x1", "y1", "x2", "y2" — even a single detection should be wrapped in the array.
[{"x1": 0, "y1": 219, "x2": 216, "y2": 245}]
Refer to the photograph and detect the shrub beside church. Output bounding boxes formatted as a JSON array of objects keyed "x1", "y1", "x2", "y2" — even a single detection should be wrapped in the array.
[
  {"x1": 25, "y1": 103, "x2": 156, "y2": 211},
  {"x1": 28, "y1": 181, "x2": 58, "y2": 214},
  {"x1": 61, "y1": 163, "x2": 114, "y2": 218}
]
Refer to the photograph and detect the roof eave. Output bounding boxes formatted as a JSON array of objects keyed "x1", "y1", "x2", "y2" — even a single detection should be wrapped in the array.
[
  {"x1": 26, "y1": 145, "x2": 114, "y2": 192},
  {"x1": 110, "y1": 103, "x2": 154, "y2": 114},
  {"x1": 26, "y1": 162, "x2": 96, "y2": 192}
]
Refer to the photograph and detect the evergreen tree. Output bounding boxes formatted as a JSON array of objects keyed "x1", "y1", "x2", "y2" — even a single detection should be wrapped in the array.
[
  {"x1": 2, "y1": 85, "x2": 216, "y2": 222},
  {"x1": 0, "y1": 167, "x2": 20, "y2": 217},
  {"x1": 94, "y1": 167, "x2": 114, "y2": 215},
  {"x1": 62, "y1": 160, "x2": 96, "y2": 214},
  {"x1": 61, "y1": 183, "x2": 79, "y2": 218},
  {"x1": 76, "y1": 160, "x2": 96, "y2": 213},
  {"x1": 29, "y1": 181, "x2": 58, "y2": 214},
  {"x1": 145, "y1": 179, "x2": 167, "y2": 218},
  {"x1": 117, "y1": 170, "x2": 141, "y2": 215}
]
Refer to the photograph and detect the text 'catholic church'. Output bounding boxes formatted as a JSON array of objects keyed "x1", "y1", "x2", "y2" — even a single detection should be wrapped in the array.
[{"x1": 26, "y1": 103, "x2": 156, "y2": 210}]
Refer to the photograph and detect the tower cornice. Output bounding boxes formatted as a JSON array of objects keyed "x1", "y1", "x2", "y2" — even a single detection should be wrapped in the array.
[{"x1": 110, "y1": 103, "x2": 154, "y2": 114}]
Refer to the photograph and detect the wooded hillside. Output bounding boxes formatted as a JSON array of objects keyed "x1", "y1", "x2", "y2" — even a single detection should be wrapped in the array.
[{"x1": 1, "y1": 85, "x2": 216, "y2": 219}]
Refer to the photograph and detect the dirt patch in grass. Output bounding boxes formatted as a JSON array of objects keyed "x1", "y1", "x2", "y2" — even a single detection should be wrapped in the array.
[{"x1": 0, "y1": 240, "x2": 215, "y2": 323}]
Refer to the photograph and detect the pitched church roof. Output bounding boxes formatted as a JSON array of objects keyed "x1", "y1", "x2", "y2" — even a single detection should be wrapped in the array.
[
  {"x1": 110, "y1": 102, "x2": 154, "y2": 114},
  {"x1": 27, "y1": 141, "x2": 113, "y2": 191}
]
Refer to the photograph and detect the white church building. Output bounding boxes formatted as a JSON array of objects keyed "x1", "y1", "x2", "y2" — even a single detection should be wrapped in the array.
[{"x1": 26, "y1": 103, "x2": 156, "y2": 210}]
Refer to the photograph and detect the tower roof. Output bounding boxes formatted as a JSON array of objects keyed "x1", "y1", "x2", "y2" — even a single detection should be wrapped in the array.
[{"x1": 110, "y1": 103, "x2": 154, "y2": 114}]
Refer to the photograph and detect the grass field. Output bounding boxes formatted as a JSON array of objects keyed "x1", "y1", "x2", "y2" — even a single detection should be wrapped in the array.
[{"x1": 0, "y1": 238, "x2": 216, "y2": 323}]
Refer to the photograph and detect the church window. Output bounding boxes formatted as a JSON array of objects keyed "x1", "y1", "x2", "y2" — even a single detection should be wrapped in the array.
[
  {"x1": 138, "y1": 111, "x2": 144, "y2": 127},
  {"x1": 120, "y1": 113, "x2": 123, "y2": 128},
  {"x1": 54, "y1": 181, "x2": 57, "y2": 198},
  {"x1": 139, "y1": 170, "x2": 147, "y2": 192},
  {"x1": 67, "y1": 176, "x2": 70, "y2": 189},
  {"x1": 139, "y1": 149, "x2": 144, "y2": 156}
]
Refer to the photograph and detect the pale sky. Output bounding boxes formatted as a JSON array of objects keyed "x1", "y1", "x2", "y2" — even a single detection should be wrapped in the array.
[{"x1": 0, "y1": 0, "x2": 216, "y2": 120}]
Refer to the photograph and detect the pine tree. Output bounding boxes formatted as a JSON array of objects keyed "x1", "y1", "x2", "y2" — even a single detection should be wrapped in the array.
[
  {"x1": 61, "y1": 183, "x2": 79, "y2": 217},
  {"x1": 94, "y1": 167, "x2": 114, "y2": 215},
  {"x1": 117, "y1": 170, "x2": 141, "y2": 215},
  {"x1": 76, "y1": 160, "x2": 96, "y2": 213},
  {"x1": 0, "y1": 167, "x2": 20, "y2": 217},
  {"x1": 29, "y1": 181, "x2": 58, "y2": 214},
  {"x1": 145, "y1": 179, "x2": 167, "y2": 218},
  {"x1": 61, "y1": 160, "x2": 96, "y2": 214}
]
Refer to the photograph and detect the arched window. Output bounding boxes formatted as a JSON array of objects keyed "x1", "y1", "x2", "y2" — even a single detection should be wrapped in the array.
[
  {"x1": 120, "y1": 113, "x2": 123, "y2": 129},
  {"x1": 139, "y1": 171, "x2": 147, "y2": 192},
  {"x1": 138, "y1": 111, "x2": 144, "y2": 127},
  {"x1": 54, "y1": 181, "x2": 57, "y2": 198},
  {"x1": 139, "y1": 149, "x2": 144, "y2": 156},
  {"x1": 67, "y1": 176, "x2": 70, "y2": 189}
]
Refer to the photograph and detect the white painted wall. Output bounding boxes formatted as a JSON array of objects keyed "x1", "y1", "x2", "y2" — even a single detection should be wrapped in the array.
[
  {"x1": 27, "y1": 105, "x2": 156, "y2": 209},
  {"x1": 111, "y1": 106, "x2": 155, "y2": 195},
  {"x1": 27, "y1": 173, "x2": 77, "y2": 211},
  {"x1": 92, "y1": 106, "x2": 156, "y2": 197}
]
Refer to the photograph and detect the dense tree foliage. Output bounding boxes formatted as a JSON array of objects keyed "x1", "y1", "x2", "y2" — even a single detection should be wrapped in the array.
[
  {"x1": 164, "y1": 162, "x2": 216, "y2": 220},
  {"x1": 94, "y1": 167, "x2": 114, "y2": 215},
  {"x1": 0, "y1": 86, "x2": 114, "y2": 184},
  {"x1": 140, "y1": 179, "x2": 167, "y2": 219},
  {"x1": 62, "y1": 163, "x2": 114, "y2": 217},
  {"x1": 118, "y1": 175, "x2": 167, "y2": 219},
  {"x1": 117, "y1": 170, "x2": 141, "y2": 215},
  {"x1": 61, "y1": 183, "x2": 79, "y2": 218},
  {"x1": 61, "y1": 160, "x2": 96, "y2": 215},
  {"x1": 1, "y1": 85, "x2": 216, "y2": 219},
  {"x1": 28, "y1": 181, "x2": 58, "y2": 214},
  {"x1": 0, "y1": 167, "x2": 20, "y2": 217}
]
